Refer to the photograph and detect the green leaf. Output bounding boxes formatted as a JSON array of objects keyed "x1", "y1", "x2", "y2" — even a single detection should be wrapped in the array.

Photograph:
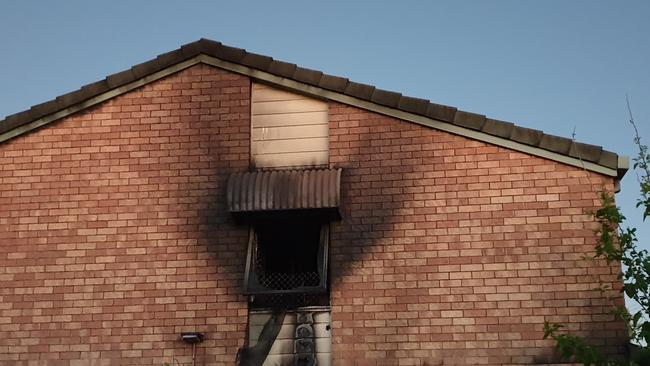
[{"x1": 633, "y1": 311, "x2": 643, "y2": 326}]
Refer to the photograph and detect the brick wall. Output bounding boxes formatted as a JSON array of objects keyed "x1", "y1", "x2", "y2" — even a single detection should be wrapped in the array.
[
  {"x1": 0, "y1": 64, "x2": 250, "y2": 365},
  {"x1": 328, "y1": 103, "x2": 626, "y2": 365},
  {"x1": 0, "y1": 63, "x2": 627, "y2": 366}
]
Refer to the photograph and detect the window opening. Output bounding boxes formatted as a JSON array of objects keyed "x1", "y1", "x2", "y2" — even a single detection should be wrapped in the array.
[{"x1": 244, "y1": 217, "x2": 329, "y2": 296}]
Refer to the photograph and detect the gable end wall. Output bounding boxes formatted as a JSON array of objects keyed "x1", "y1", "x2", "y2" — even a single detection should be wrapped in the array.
[{"x1": 0, "y1": 64, "x2": 626, "y2": 365}]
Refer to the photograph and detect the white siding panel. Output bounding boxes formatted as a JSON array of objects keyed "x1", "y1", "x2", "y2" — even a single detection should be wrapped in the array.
[
  {"x1": 252, "y1": 137, "x2": 328, "y2": 155},
  {"x1": 248, "y1": 308, "x2": 332, "y2": 366},
  {"x1": 252, "y1": 124, "x2": 328, "y2": 141},
  {"x1": 252, "y1": 87, "x2": 313, "y2": 102},
  {"x1": 266, "y1": 338, "x2": 332, "y2": 355},
  {"x1": 252, "y1": 151, "x2": 328, "y2": 168},
  {"x1": 251, "y1": 83, "x2": 329, "y2": 168},
  {"x1": 248, "y1": 310, "x2": 331, "y2": 340},
  {"x1": 252, "y1": 100, "x2": 327, "y2": 115},
  {"x1": 252, "y1": 111, "x2": 328, "y2": 128},
  {"x1": 263, "y1": 353, "x2": 331, "y2": 366}
]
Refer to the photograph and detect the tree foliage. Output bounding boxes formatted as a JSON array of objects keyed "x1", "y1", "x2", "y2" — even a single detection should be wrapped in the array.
[{"x1": 543, "y1": 105, "x2": 650, "y2": 365}]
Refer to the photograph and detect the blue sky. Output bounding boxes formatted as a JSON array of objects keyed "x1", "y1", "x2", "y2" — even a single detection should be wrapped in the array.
[{"x1": 1, "y1": 1, "x2": 649, "y2": 246}]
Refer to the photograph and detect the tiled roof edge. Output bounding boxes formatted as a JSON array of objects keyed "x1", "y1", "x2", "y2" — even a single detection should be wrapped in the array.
[{"x1": 0, "y1": 38, "x2": 624, "y2": 175}]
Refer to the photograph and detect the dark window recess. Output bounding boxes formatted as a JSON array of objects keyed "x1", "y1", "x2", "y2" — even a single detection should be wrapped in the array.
[{"x1": 244, "y1": 218, "x2": 329, "y2": 295}]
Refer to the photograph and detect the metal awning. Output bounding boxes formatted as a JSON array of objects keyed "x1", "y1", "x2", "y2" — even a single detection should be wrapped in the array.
[{"x1": 226, "y1": 168, "x2": 341, "y2": 215}]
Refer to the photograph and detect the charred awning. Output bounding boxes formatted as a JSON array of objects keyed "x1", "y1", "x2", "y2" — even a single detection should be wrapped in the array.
[{"x1": 227, "y1": 168, "x2": 342, "y2": 220}]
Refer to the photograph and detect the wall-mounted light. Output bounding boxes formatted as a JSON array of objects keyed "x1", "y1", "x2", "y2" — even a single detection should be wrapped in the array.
[
  {"x1": 180, "y1": 332, "x2": 204, "y2": 366},
  {"x1": 181, "y1": 332, "x2": 204, "y2": 344}
]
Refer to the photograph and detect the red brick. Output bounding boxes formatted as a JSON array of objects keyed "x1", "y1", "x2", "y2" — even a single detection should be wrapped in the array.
[
  {"x1": 0, "y1": 64, "x2": 624, "y2": 366},
  {"x1": 0, "y1": 65, "x2": 250, "y2": 365},
  {"x1": 328, "y1": 102, "x2": 624, "y2": 364}
]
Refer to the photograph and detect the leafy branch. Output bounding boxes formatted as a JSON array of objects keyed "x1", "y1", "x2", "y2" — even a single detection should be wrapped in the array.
[{"x1": 544, "y1": 100, "x2": 650, "y2": 365}]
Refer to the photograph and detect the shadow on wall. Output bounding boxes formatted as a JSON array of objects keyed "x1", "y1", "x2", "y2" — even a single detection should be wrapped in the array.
[
  {"x1": 328, "y1": 104, "x2": 442, "y2": 287},
  {"x1": 153, "y1": 65, "x2": 252, "y2": 365},
  {"x1": 324, "y1": 103, "x2": 627, "y2": 364}
]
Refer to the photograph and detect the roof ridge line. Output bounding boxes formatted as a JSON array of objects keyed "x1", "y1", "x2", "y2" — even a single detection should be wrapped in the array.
[{"x1": 0, "y1": 38, "x2": 626, "y2": 178}]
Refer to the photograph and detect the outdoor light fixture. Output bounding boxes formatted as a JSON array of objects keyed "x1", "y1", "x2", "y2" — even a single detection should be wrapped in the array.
[
  {"x1": 180, "y1": 332, "x2": 204, "y2": 366},
  {"x1": 181, "y1": 332, "x2": 204, "y2": 344}
]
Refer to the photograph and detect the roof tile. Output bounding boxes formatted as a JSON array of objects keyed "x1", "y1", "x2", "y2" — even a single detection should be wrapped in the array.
[
  {"x1": 598, "y1": 150, "x2": 618, "y2": 169},
  {"x1": 344, "y1": 82, "x2": 375, "y2": 100},
  {"x1": 318, "y1": 74, "x2": 349, "y2": 93},
  {"x1": 180, "y1": 40, "x2": 206, "y2": 58},
  {"x1": 29, "y1": 100, "x2": 60, "y2": 120},
  {"x1": 539, "y1": 134, "x2": 572, "y2": 155},
  {"x1": 195, "y1": 39, "x2": 226, "y2": 56},
  {"x1": 209, "y1": 43, "x2": 246, "y2": 63},
  {"x1": 453, "y1": 111, "x2": 486, "y2": 130},
  {"x1": 397, "y1": 96, "x2": 430, "y2": 115},
  {"x1": 370, "y1": 89, "x2": 402, "y2": 108},
  {"x1": 293, "y1": 67, "x2": 323, "y2": 86},
  {"x1": 510, "y1": 126, "x2": 543, "y2": 146},
  {"x1": 240, "y1": 52, "x2": 274, "y2": 70},
  {"x1": 482, "y1": 118, "x2": 514, "y2": 138},
  {"x1": 155, "y1": 48, "x2": 185, "y2": 69},
  {"x1": 569, "y1": 142, "x2": 602, "y2": 163},
  {"x1": 1, "y1": 111, "x2": 30, "y2": 134},
  {"x1": 79, "y1": 79, "x2": 110, "y2": 98},
  {"x1": 106, "y1": 69, "x2": 136, "y2": 89},
  {"x1": 425, "y1": 103, "x2": 457, "y2": 123},
  {"x1": 56, "y1": 89, "x2": 88, "y2": 108},
  {"x1": 267, "y1": 60, "x2": 297, "y2": 78},
  {"x1": 131, "y1": 59, "x2": 162, "y2": 79}
]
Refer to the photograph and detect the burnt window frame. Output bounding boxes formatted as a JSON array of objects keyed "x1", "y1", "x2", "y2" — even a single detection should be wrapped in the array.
[{"x1": 243, "y1": 222, "x2": 329, "y2": 295}]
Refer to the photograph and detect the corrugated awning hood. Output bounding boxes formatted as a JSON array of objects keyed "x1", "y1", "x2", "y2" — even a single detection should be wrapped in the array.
[{"x1": 227, "y1": 168, "x2": 341, "y2": 214}]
